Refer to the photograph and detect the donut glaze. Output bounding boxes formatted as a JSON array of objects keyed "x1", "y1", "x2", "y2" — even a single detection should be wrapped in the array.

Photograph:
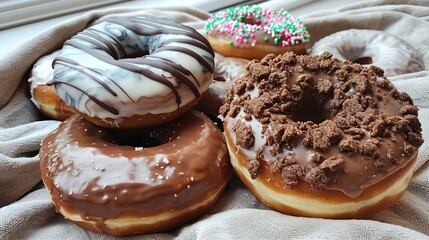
[
  {"x1": 205, "y1": 5, "x2": 310, "y2": 60},
  {"x1": 195, "y1": 54, "x2": 250, "y2": 118},
  {"x1": 220, "y1": 52, "x2": 423, "y2": 218},
  {"x1": 50, "y1": 15, "x2": 214, "y2": 128},
  {"x1": 310, "y1": 29, "x2": 425, "y2": 77},
  {"x1": 40, "y1": 111, "x2": 231, "y2": 235},
  {"x1": 28, "y1": 51, "x2": 75, "y2": 120}
]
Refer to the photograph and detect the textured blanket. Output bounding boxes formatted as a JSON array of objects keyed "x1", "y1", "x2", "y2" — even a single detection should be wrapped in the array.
[{"x1": 0, "y1": 0, "x2": 428, "y2": 239}]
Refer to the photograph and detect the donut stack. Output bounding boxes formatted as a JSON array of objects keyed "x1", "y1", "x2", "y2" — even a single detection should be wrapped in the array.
[
  {"x1": 37, "y1": 15, "x2": 231, "y2": 235},
  {"x1": 32, "y1": 4, "x2": 425, "y2": 235}
]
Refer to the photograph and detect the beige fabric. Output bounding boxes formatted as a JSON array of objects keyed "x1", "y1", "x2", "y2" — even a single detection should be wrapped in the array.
[{"x1": 0, "y1": 1, "x2": 428, "y2": 239}]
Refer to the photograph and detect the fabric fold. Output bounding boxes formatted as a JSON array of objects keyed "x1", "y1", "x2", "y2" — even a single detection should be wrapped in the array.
[{"x1": 0, "y1": 1, "x2": 428, "y2": 239}]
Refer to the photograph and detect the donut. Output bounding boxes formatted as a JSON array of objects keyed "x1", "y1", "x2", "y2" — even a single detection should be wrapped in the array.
[
  {"x1": 205, "y1": 5, "x2": 310, "y2": 60},
  {"x1": 39, "y1": 111, "x2": 231, "y2": 235},
  {"x1": 195, "y1": 54, "x2": 250, "y2": 118},
  {"x1": 310, "y1": 29, "x2": 425, "y2": 77},
  {"x1": 50, "y1": 15, "x2": 215, "y2": 129},
  {"x1": 28, "y1": 51, "x2": 75, "y2": 120},
  {"x1": 220, "y1": 52, "x2": 423, "y2": 218}
]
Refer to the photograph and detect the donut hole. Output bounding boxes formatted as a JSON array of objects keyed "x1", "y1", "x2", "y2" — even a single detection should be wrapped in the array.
[
  {"x1": 240, "y1": 18, "x2": 259, "y2": 25},
  {"x1": 353, "y1": 56, "x2": 373, "y2": 65},
  {"x1": 112, "y1": 127, "x2": 179, "y2": 148},
  {"x1": 292, "y1": 91, "x2": 330, "y2": 124}
]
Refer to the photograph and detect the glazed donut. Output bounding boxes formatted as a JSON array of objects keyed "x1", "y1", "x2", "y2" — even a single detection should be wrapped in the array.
[
  {"x1": 50, "y1": 15, "x2": 214, "y2": 129},
  {"x1": 195, "y1": 54, "x2": 250, "y2": 118},
  {"x1": 39, "y1": 111, "x2": 231, "y2": 235},
  {"x1": 220, "y1": 52, "x2": 423, "y2": 218},
  {"x1": 310, "y1": 29, "x2": 425, "y2": 77},
  {"x1": 205, "y1": 5, "x2": 310, "y2": 60},
  {"x1": 28, "y1": 51, "x2": 75, "y2": 120}
]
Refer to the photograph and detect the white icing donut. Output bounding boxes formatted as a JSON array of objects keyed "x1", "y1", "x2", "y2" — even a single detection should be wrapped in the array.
[
  {"x1": 51, "y1": 15, "x2": 214, "y2": 128},
  {"x1": 28, "y1": 50, "x2": 76, "y2": 120},
  {"x1": 310, "y1": 29, "x2": 425, "y2": 77},
  {"x1": 29, "y1": 51, "x2": 58, "y2": 109}
]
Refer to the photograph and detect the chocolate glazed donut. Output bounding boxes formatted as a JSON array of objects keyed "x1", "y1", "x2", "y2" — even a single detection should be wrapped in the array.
[
  {"x1": 40, "y1": 111, "x2": 231, "y2": 235},
  {"x1": 50, "y1": 15, "x2": 215, "y2": 128}
]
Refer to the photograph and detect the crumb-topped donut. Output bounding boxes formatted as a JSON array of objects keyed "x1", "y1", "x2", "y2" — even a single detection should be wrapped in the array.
[
  {"x1": 40, "y1": 111, "x2": 231, "y2": 235},
  {"x1": 220, "y1": 52, "x2": 423, "y2": 218},
  {"x1": 50, "y1": 15, "x2": 214, "y2": 128},
  {"x1": 28, "y1": 51, "x2": 75, "y2": 120},
  {"x1": 310, "y1": 29, "x2": 425, "y2": 77},
  {"x1": 205, "y1": 5, "x2": 310, "y2": 60}
]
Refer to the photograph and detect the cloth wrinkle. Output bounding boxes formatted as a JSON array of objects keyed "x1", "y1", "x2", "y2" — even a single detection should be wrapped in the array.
[{"x1": 0, "y1": 1, "x2": 428, "y2": 239}]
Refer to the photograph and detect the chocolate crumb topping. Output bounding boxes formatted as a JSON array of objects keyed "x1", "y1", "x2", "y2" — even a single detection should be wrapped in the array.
[
  {"x1": 305, "y1": 167, "x2": 329, "y2": 190},
  {"x1": 319, "y1": 156, "x2": 345, "y2": 171},
  {"x1": 247, "y1": 158, "x2": 261, "y2": 179},
  {"x1": 222, "y1": 52, "x2": 423, "y2": 196},
  {"x1": 232, "y1": 120, "x2": 255, "y2": 149},
  {"x1": 310, "y1": 120, "x2": 342, "y2": 151}
]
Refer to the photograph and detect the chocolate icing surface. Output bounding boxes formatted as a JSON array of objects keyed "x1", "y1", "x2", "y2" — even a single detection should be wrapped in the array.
[
  {"x1": 40, "y1": 111, "x2": 230, "y2": 218},
  {"x1": 221, "y1": 52, "x2": 423, "y2": 198}
]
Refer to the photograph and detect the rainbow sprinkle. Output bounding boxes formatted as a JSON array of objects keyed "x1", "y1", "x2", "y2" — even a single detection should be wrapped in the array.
[{"x1": 205, "y1": 5, "x2": 310, "y2": 47}]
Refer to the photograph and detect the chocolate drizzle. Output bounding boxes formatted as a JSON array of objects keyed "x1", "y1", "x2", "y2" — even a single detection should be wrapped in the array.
[
  {"x1": 119, "y1": 57, "x2": 200, "y2": 97},
  {"x1": 54, "y1": 57, "x2": 117, "y2": 96},
  {"x1": 60, "y1": 40, "x2": 182, "y2": 107},
  {"x1": 78, "y1": 31, "x2": 120, "y2": 59},
  {"x1": 88, "y1": 28, "x2": 127, "y2": 57},
  {"x1": 152, "y1": 46, "x2": 214, "y2": 73},
  {"x1": 52, "y1": 15, "x2": 214, "y2": 118}
]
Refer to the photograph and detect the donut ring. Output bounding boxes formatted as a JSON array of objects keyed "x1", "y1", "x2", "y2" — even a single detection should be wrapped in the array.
[
  {"x1": 40, "y1": 111, "x2": 231, "y2": 235},
  {"x1": 195, "y1": 54, "x2": 250, "y2": 118},
  {"x1": 50, "y1": 15, "x2": 215, "y2": 128},
  {"x1": 220, "y1": 52, "x2": 423, "y2": 218},
  {"x1": 205, "y1": 5, "x2": 310, "y2": 60},
  {"x1": 28, "y1": 51, "x2": 75, "y2": 120},
  {"x1": 310, "y1": 29, "x2": 425, "y2": 77}
]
